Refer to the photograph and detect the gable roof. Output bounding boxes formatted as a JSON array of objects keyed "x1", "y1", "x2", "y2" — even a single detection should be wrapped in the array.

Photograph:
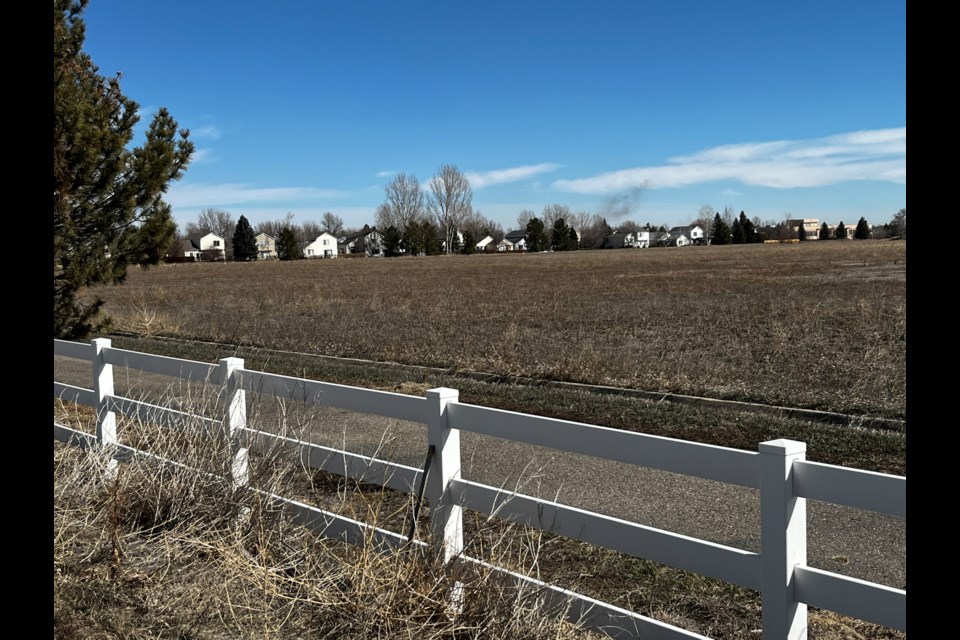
[{"x1": 505, "y1": 230, "x2": 526, "y2": 242}]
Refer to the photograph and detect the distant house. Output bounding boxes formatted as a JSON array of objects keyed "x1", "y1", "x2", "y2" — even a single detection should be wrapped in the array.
[
  {"x1": 604, "y1": 232, "x2": 629, "y2": 249},
  {"x1": 503, "y1": 230, "x2": 527, "y2": 251},
  {"x1": 652, "y1": 231, "x2": 673, "y2": 247},
  {"x1": 787, "y1": 218, "x2": 821, "y2": 240},
  {"x1": 304, "y1": 232, "x2": 338, "y2": 258},
  {"x1": 664, "y1": 231, "x2": 690, "y2": 247},
  {"x1": 338, "y1": 227, "x2": 384, "y2": 256},
  {"x1": 179, "y1": 238, "x2": 203, "y2": 260},
  {"x1": 184, "y1": 232, "x2": 225, "y2": 260},
  {"x1": 497, "y1": 238, "x2": 514, "y2": 252},
  {"x1": 668, "y1": 225, "x2": 705, "y2": 245},
  {"x1": 603, "y1": 230, "x2": 649, "y2": 249},
  {"x1": 475, "y1": 235, "x2": 495, "y2": 252},
  {"x1": 255, "y1": 232, "x2": 277, "y2": 260}
]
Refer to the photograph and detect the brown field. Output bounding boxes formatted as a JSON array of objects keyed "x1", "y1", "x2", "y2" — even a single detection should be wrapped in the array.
[
  {"x1": 94, "y1": 240, "x2": 906, "y2": 420},
  {"x1": 59, "y1": 240, "x2": 907, "y2": 640}
]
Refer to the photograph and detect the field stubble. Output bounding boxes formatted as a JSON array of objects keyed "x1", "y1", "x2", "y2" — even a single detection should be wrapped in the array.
[{"x1": 97, "y1": 241, "x2": 906, "y2": 419}]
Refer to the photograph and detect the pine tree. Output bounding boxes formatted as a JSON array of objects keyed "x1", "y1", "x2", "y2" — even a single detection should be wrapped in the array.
[
  {"x1": 425, "y1": 222, "x2": 444, "y2": 255},
  {"x1": 819, "y1": 222, "x2": 831, "y2": 240},
  {"x1": 710, "y1": 213, "x2": 732, "y2": 245},
  {"x1": 567, "y1": 226, "x2": 579, "y2": 250},
  {"x1": 525, "y1": 217, "x2": 547, "y2": 252},
  {"x1": 231, "y1": 215, "x2": 258, "y2": 261},
  {"x1": 382, "y1": 225, "x2": 403, "y2": 256},
  {"x1": 551, "y1": 218, "x2": 571, "y2": 251},
  {"x1": 740, "y1": 211, "x2": 759, "y2": 243},
  {"x1": 54, "y1": 0, "x2": 194, "y2": 338},
  {"x1": 854, "y1": 217, "x2": 871, "y2": 239},
  {"x1": 277, "y1": 225, "x2": 302, "y2": 260},
  {"x1": 834, "y1": 221, "x2": 848, "y2": 240},
  {"x1": 798, "y1": 224, "x2": 808, "y2": 241},
  {"x1": 461, "y1": 230, "x2": 476, "y2": 254},
  {"x1": 731, "y1": 216, "x2": 746, "y2": 244}
]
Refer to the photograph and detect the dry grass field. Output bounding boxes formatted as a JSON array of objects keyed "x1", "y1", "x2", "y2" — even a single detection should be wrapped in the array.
[
  {"x1": 95, "y1": 240, "x2": 906, "y2": 420},
  {"x1": 58, "y1": 240, "x2": 907, "y2": 640}
]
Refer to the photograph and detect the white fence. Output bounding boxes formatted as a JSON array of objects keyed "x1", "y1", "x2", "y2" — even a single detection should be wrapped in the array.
[{"x1": 53, "y1": 338, "x2": 906, "y2": 640}]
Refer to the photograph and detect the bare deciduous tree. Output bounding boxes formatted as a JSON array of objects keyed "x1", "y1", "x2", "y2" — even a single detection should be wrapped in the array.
[
  {"x1": 695, "y1": 205, "x2": 716, "y2": 236},
  {"x1": 427, "y1": 164, "x2": 473, "y2": 254},
  {"x1": 541, "y1": 204, "x2": 573, "y2": 232},
  {"x1": 381, "y1": 173, "x2": 426, "y2": 229},
  {"x1": 301, "y1": 220, "x2": 324, "y2": 244},
  {"x1": 256, "y1": 212, "x2": 295, "y2": 240},
  {"x1": 196, "y1": 208, "x2": 235, "y2": 239},
  {"x1": 321, "y1": 212, "x2": 344, "y2": 236},
  {"x1": 516, "y1": 209, "x2": 536, "y2": 230}
]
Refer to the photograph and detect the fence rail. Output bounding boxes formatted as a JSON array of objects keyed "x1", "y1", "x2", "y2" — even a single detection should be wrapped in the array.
[{"x1": 54, "y1": 338, "x2": 907, "y2": 639}]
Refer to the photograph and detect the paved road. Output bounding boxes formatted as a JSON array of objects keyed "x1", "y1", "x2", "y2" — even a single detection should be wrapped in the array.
[{"x1": 54, "y1": 355, "x2": 906, "y2": 591}]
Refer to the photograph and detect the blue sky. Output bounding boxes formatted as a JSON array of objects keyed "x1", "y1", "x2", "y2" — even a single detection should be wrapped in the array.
[{"x1": 81, "y1": 0, "x2": 906, "y2": 232}]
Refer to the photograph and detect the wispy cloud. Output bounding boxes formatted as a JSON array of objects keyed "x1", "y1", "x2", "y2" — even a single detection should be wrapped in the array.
[
  {"x1": 719, "y1": 188, "x2": 742, "y2": 196},
  {"x1": 376, "y1": 170, "x2": 398, "y2": 178},
  {"x1": 552, "y1": 128, "x2": 906, "y2": 194},
  {"x1": 190, "y1": 149, "x2": 215, "y2": 164},
  {"x1": 192, "y1": 125, "x2": 222, "y2": 140},
  {"x1": 168, "y1": 183, "x2": 345, "y2": 209},
  {"x1": 466, "y1": 163, "x2": 561, "y2": 189}
]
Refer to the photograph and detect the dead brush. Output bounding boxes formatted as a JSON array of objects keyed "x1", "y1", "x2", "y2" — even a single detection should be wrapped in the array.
[{"x1": 53, "y1": 389, "x2": 599, "y2": 640}]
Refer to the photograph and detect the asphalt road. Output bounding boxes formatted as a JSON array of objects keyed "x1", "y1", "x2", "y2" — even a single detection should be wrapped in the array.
[{"x1": 54, "y1": 355, "x2": 906, "y2": 591}]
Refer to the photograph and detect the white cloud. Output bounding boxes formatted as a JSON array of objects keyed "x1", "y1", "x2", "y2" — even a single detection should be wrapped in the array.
[
  {"x1": 167, "y1": 183, "x2": 345, "y2": 209},
  {"x1": 192, "y1": 125, "x2": 222, "y2": 140},
  {"x1": 552, "y1": 127, "x2": 906, "y2": 193},
  {"x1": 376, "y1": 170, "x2": 398, "y2": 178},
  {"x1": 465, "y1": 163, "x2": 561, "y2": 189},
  {"x1": 719, "y1": 188, "x2": 742, "y2": 196},
  {"x1": 191, "y1": 148, "x2": 215, "y2": 164}
]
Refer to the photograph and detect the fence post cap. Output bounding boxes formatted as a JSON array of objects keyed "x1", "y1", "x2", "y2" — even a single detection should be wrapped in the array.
[
  {"x1": 426, "y1": 387, "x2": 459, "y2": 400},
  {"x1": 759, "y1": 439, "x2": 806, "y2": 455}
]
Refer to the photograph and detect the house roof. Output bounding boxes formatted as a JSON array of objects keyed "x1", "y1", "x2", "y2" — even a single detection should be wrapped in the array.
[
  {"x1": 181, "y1": 239, "x2": 201, "y2": 252},
  {"x1": 504, "y1": 230, "x2": 526, "y2": 242}
]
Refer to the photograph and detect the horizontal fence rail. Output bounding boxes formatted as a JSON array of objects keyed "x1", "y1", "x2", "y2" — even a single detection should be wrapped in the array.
[
  {"x1": 54, "y1": 382, "x2": 96, "y2": 407},
  {"x1": 101, "y1": 346, "x2": 220, "y2": 383},
  {"x1": 793, "y1": 460, "x2": 906, "y2": 518},
  {"x1": 447, "y1": 402, "x2": 761, "y2": 487},
  {"x1": 54, "y1": 339, "x2": 94, "y2": 361},
  {"x1": 239, "y1": 369, "x2": 430, "y2": 424},
  {"x1": 794, "y1": 566, "x2": 906, "y2": 630},
  {"x1": 53, "y1": 338, "x2": 907, "y2": 639},
  {"x1": 454, "y1": 479, "x2": 763, "y2": 589}
]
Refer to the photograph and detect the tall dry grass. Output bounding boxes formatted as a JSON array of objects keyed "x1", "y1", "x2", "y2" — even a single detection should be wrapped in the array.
[
  {"x1": 53, "y1": 377, "x2": 906, "y2": 639},
  {"x1": 94, "y1": 241, "x2": 906, "y2": 419},
  {"x1": 53, "y1": 390, "x2": 605, "y2": 640}
]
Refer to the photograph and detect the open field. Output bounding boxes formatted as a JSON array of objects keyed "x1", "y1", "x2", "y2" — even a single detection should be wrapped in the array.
[
  {"x1": 59, "y1": 240, "x2": 906, "y2": 638},
  {"x1": 94, "y1": 240, "x2": 906, "y2": 420}
]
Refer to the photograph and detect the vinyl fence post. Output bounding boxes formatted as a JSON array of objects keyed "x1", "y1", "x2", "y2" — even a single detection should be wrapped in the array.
[
  {"x1": 760, "y1": 439, "x2": 808, "y2": 640},
  {"x1": 91, "y1": 338, "x2": 118, "y2": 479},
  {"x1": 425, "y1": 387, "x2": 463, "y2": 564},
  {"x1": 219, "y1": 357, "x2": 248, "y2": 490}
]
